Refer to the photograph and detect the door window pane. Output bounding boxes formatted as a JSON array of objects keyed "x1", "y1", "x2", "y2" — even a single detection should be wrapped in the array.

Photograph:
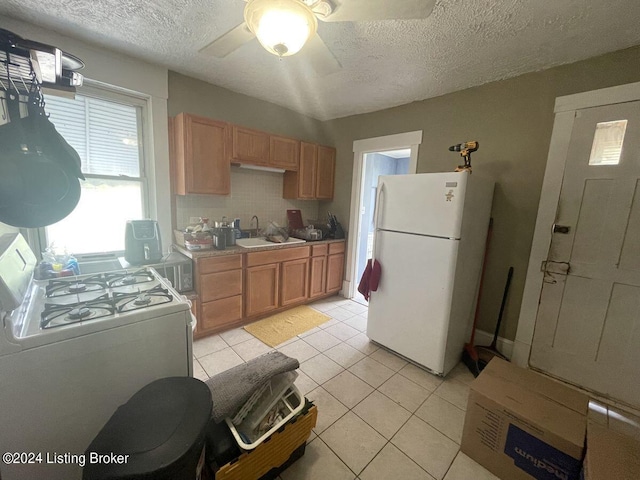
[
  {"x1": 588, "y1": 120, "x2": 627, "y2": 166},
  {"x1": 45, "y1": 178, "x2": 143, "y2": 254}
]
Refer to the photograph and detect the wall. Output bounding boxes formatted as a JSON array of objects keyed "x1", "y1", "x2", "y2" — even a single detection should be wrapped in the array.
[
  {"x1": 0, "y1": 16, "x2": 172, "y2": 251},
  {"x1": 321, "y1": 45, "x2": 640, "y2": 341},
  {"x1": 168, "y1": 72, "x2": 330, "y2": 144},
  {"x1": 168, "y1": 71, "x2": 332, "y2": 234},
  {"x1": 176, "y1": 168, "x2": 319, "y2": 230}
]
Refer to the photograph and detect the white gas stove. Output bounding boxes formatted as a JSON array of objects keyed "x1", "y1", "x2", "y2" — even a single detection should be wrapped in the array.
[
  {"x1": 0, "y1": 233, "x2": 196, "y2": 480},
  {"x1": 8, "y1": 264, "x2": 191, "y2": 345}
]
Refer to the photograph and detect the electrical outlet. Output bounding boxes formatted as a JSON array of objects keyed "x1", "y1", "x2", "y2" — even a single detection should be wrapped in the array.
[{"x1": 189, "y1": 217, "x2": 201, "y2": 224}]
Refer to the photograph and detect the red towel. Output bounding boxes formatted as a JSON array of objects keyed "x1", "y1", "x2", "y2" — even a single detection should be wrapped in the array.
[
  {"x1": 358, "y1": 259, "x2": 382, "y2": 301},
  {"x1": 370, "y1": 259, "x2": 381, "y2": 291}
]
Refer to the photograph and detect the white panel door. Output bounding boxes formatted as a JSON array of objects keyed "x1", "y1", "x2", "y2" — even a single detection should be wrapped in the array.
[
  {"x1": 377, "y1": 172, "x2": 468, "y2": 238},
  {"x1": 367, "y1": 230, "x2": 458, "y2": 374},
  {"x1": 530, "y1": 101, "x2": 640, "y2": 407}
]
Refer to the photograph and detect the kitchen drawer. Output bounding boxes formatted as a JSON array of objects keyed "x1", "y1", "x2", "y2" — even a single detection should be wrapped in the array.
[
  {"x1": 329, "y1": 242, "x2": 345, "y2": 255},
  {"x1": 311, "y1": 244, "x2": 328, "y2": 256},
  {"x1": 246, "y1": 246, "x2": 310, "y2": 267},
  {"x1": 198, "y1": 254, "x2": 242, "y2": 274},
  {"x1": 200, "y1": 295, "x2": 243, "y2": 332},
  {"x1": 200, "y1": 270, "x2": 242, "y2": 302}
]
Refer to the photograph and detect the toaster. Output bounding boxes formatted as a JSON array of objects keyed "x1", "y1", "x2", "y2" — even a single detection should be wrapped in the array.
[{"x1": 124, "y1": 220, "x2": 163, "y2": 265}]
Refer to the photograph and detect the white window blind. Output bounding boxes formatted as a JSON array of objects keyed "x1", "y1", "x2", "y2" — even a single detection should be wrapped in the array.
[
  {"x1": 45, "y1": 95, "x2": 141, "y2": 177},
  {"x1": 42, "y1": 90, "x2": 147, "y2": 255},
  {"x1": 588, "y1": 120, "x2": 627, "y2": 166}
]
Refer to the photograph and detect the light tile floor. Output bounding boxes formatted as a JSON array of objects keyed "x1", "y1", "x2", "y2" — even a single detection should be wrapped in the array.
[{"x1": 192, "y1": 296, "x2": 499, "y2": 480}]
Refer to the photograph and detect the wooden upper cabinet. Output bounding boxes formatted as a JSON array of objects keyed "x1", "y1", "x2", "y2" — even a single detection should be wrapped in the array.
[
  {"x1": 231, "y1": 125, "x2": 269, "y2": 165},
  {"x1": 316, "y1": 145, "x2": 336, "y2": 200},
  {"x1": 270, "y1": 135, "x2": 300, "y2": 170},
  {"x1": 173, "y1": 113, "x2": 230, "y2": 196},
  {"x1": 283, "y1": 142, "x2": 335, "y2": 200},
  {"x1": 298, "y1": 142, "x2": 318, "y2": 199}
]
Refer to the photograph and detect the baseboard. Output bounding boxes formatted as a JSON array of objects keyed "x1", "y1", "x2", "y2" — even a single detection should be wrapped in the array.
[
  {"x1": 341, "y1": 279, "x2": 351, "y2": 297},
  {"x1": 474, "y1": 329, "x2": 514, "y2": 359}
]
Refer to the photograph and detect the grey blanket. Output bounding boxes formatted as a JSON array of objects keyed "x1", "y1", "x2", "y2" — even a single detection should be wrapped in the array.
[{"x1": 205, "y1": 351, "x2": 299, "y2": 423}]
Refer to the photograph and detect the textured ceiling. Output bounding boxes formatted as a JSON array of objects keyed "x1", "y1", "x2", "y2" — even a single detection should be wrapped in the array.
[{"x1": 1, "y1": 0, "x2": 640, "y2": 120}]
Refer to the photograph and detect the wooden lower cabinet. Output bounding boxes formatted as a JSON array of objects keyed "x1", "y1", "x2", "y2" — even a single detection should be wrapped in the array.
[
  {"x1": 309, "y1": 255, "x2": 327, "y2": 299},
  {"x1": 245, "y1": 263, "x2": 280, "y2": 317},
  {"x1": 200, "y1": 295, "x2": 243, "y2": 332},
  {"x1": 194, "y1": 254, "x2": 243, "y2": 337},
  {"x1": 326, "y1": 254, "x2": 345, "y2": 293},
  {"x1": 192, "y1": 242, "x2": 345, "y2": 337},
  {"x1": 200, "y1": 270, "x2": 242, "y2": 302},
  {"x1": 281, "y1": 258, "x2": 310, "y2": 306}
]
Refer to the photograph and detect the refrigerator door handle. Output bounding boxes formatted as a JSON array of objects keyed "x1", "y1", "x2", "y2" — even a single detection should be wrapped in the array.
[{"x1": 372, "y1": 182, "x2": 386, "y2": 262}]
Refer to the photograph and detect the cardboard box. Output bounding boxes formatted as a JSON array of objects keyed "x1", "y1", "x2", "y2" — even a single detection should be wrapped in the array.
[
  {"x1": 215, "y1": 404, "x2": 317, "y2": 480},
  {"x1": 461, "y1": 358, "x2": 589, "y2": 480},
  {"x1": 581, "y1": 422, "x2": 640, "y2": 480}
]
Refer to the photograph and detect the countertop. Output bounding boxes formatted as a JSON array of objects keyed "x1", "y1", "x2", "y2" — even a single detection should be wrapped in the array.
[{"x1": 173, "y1": 238, "x2": 345, "y2": 260}]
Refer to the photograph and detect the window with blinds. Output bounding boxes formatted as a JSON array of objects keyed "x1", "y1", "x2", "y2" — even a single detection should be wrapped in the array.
[
  {"x1": 45, "y1": 94, "x2": 141, "y2": 177},
  {"x1": 42, "y1": 90, "x2": 147, "y2": 255},
  {"x1": 588, "y1": 120, "x2": 627, "y2": 166}
]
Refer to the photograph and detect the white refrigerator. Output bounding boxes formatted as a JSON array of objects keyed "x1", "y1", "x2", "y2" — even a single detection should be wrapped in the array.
[{"x1": 366, "y1": 171, "x2": 494, "y2": 376}]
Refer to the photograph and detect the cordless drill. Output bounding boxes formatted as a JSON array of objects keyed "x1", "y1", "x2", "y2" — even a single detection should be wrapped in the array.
[{"x1": 449, "y1": 141, "x2": 478, "y2": 172}]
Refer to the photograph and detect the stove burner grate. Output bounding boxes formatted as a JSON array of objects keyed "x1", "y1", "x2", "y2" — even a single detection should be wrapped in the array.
[
  {"x1": 41, "y1": 294, "x2": 115, "y2": 329},
  {"x1": 105, "y1": 269, "x2": 155, "y2": 288},
  {"x1": 68, "y1": 307, "x2": 92, "y2": 320},
  {"x1": 68, "y1": 283, "x2": 87, "y2": 294},
  {"x1": 46, "y1": 274, "x2": 108, "y2": 298},
  {"x1": 114, "y1": 285, "x2": 173, "y2": 313}
]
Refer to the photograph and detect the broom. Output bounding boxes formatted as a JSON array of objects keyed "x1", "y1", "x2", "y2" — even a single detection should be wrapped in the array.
[
  {"x1": 477, "y1": 266, "x2": 513, "y2": 370},
  {"x1": 462, "y1": 219, "x2": 493, "y2": 377}
]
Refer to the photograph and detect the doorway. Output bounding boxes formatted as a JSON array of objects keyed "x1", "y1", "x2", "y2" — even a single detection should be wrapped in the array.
[
  {"x1": 353, "y1": 150, "x2": 412, "y2": 304},
  {"x1": 345, "y1": 131, "x2": 422, "y2": 304}
]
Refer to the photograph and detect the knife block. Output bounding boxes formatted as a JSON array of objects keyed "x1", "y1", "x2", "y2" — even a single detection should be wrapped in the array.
[{"x1": 331, "y1": 223, "x2": 345, "y2": 239}]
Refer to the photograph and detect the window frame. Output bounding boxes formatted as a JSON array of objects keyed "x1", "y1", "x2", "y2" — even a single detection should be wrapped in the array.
[{"x1": 28, "y1": 81, "x2": 152, "y2": 259}]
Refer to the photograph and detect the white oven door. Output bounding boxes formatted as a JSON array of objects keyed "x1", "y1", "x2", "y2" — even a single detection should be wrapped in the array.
[{"x1": 0, "y1": 310, "x2": 191, "y2": 480}]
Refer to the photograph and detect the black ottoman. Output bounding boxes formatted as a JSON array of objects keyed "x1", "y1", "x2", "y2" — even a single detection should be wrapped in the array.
[{"x1": 83, "y1": 377, "x2": 212, "y2": 480}]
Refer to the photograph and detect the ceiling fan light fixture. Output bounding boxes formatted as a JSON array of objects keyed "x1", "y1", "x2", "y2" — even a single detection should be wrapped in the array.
[{"x1": 245, "y1": 0, "x2": 318, "y2": 57}]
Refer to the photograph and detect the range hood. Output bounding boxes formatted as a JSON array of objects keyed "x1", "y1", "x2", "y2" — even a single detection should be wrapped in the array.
[{"x1": 235, "y1": 164, "x2": 286, "y2": 174}]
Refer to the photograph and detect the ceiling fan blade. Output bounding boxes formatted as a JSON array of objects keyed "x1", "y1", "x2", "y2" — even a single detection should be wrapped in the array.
[
  {"x1": 321, "y1": 0, "x2": 436, "y2": 22},
  {"x1": 305, "y1": 34, "x2": 342, "y2": 77},
  {"x1": 199, "y1": 23, "x2": 255, "y2": 58}
]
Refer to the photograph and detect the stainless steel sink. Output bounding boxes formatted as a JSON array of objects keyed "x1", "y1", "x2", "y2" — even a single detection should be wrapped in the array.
[{"x1": 236, "y1": 237, "x2": 306, "y2": 249}]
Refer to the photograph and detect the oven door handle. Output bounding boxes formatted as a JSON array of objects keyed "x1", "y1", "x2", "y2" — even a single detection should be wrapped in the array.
[{"x1": 182, "y1": 295, "x2": 197, "y2": 331}]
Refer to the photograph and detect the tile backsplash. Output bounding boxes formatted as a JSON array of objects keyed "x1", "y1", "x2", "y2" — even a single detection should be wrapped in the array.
[{"x1": 176, "y1": 167, "x2": 319, "y2": 231}]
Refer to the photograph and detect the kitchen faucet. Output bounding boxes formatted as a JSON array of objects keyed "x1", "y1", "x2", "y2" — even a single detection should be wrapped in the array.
[{"x1": 250, "y1": 215, "x2": 259, "y2": 238}]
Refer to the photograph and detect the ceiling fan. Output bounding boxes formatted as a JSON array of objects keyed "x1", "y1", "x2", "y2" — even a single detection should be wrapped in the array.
[{"x1": 199, "y1": 0, "x2": 437, "y2": 76}]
